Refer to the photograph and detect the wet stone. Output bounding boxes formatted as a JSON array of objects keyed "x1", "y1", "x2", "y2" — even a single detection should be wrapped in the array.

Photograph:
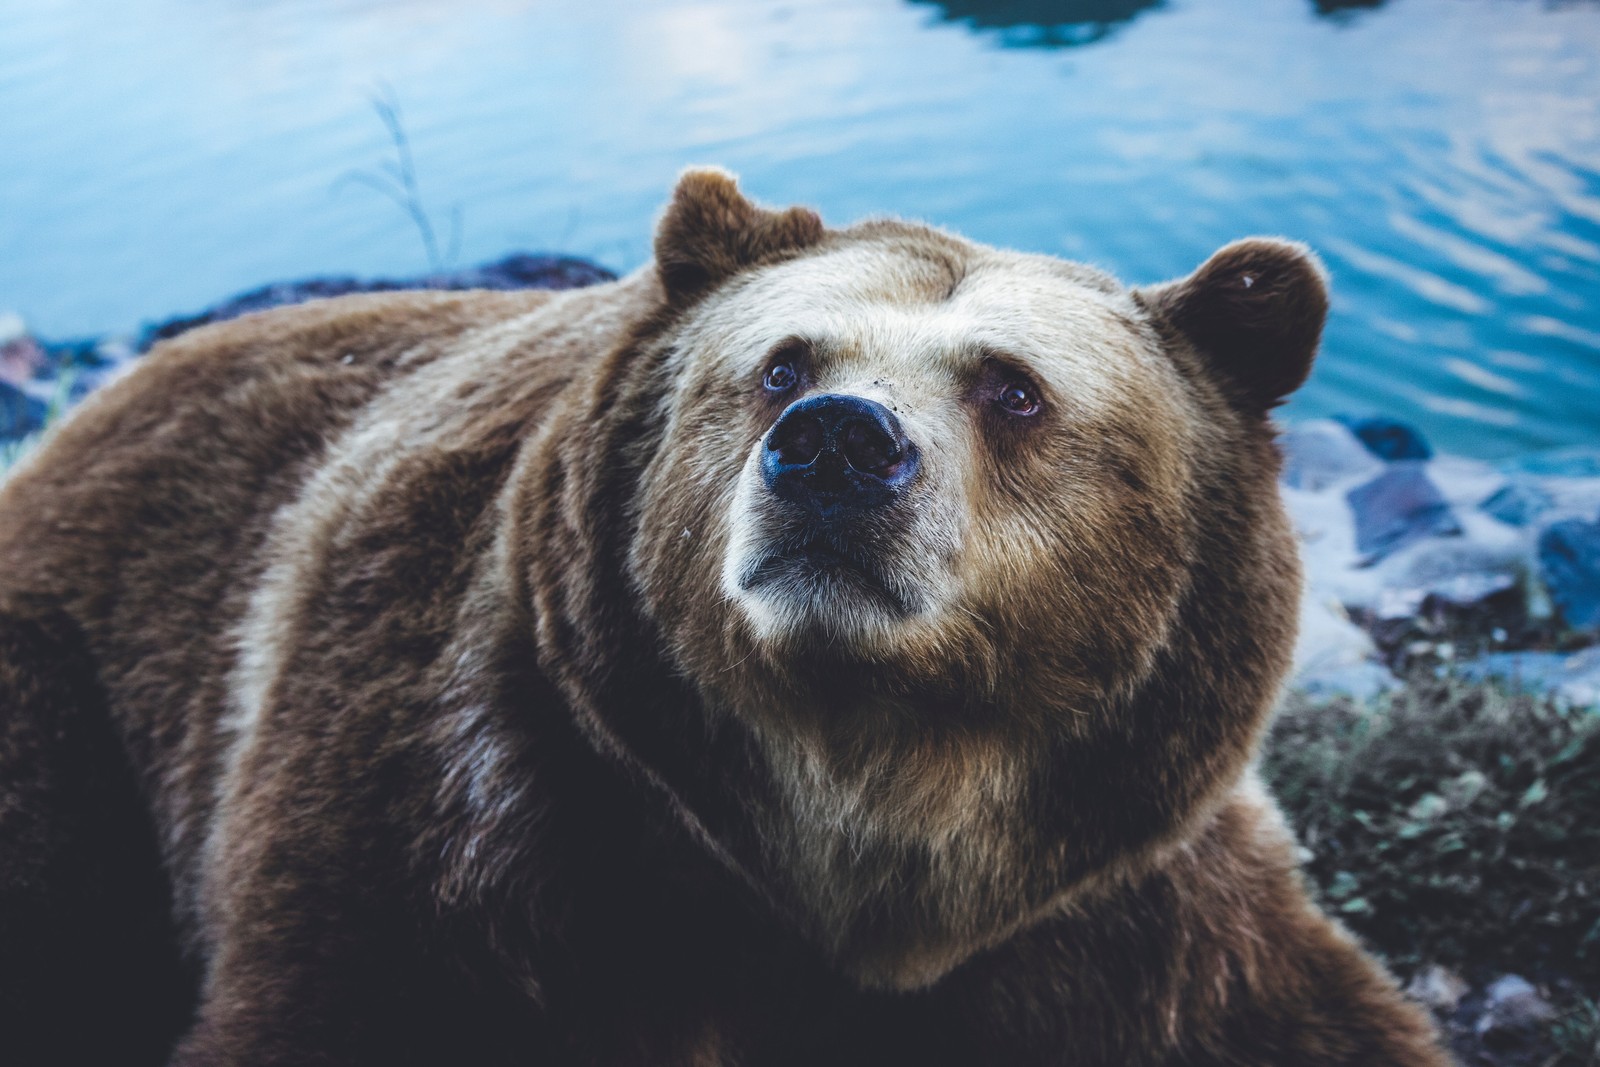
[
  {"x1": 1279, "y1": 419, "x2": 1384, "y2": 491},
  {"x1": 1475, "y1": 974, "x2": 1556, "y2": 1049},
  {"x1": 1348, "y1": 461, "x2": 1462, "y2": 563},
  {"x1": 1339, "y1": 415, "x2": 1434, "y2": 461},
  {"x1": 1405, "y1": 964, "x2": 1470, "y2": 1016},
  {"x1": 1482, "y1": 480, "x2": 1555, "y2": 527},
  {"x1": 1538, "y1": 517, "x2": 1600, "y2": 631}
]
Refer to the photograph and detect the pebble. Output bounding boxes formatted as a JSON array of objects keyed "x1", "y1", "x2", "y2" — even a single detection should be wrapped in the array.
[
  {"x1": 1474, "y1": 974, "x2": 1556, "y2": 1048},
  {"x1": 1405, "y1": 964, "x2": 1469, "y2": 1015}
]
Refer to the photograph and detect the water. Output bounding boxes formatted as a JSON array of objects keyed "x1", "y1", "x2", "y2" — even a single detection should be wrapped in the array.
[{"x1": 2, "y1": 0, "x2": 1598, "y2": 458}]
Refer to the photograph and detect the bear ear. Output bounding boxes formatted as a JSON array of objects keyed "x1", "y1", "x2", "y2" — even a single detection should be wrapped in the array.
[
  {"x1": 654, "y1": 168, "x2": 826, "y2": 306},
  {"x1": 1138, "y1": 238, "x2": 1329, "y2": 413}
]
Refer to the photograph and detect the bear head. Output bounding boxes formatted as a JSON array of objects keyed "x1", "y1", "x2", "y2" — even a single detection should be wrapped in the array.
[{"x1": 523, "y1": 169, "x2": 1327, "y2": 990}]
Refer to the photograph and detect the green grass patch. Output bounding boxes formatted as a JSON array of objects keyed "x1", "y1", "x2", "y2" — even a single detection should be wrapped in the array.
[{"x1": 1264, "y1": 678, "x2": 1600, "y2": 985}]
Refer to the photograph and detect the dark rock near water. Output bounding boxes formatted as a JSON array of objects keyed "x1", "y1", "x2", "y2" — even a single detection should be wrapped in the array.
[
  {"x1": 138, "y1": 253, "x2": 617, "y2": 351},
  {"x1": 1339, "y1": 415, "x2": 1434, "y2": 461},
  {"x1": 0, "y1": 380, "x2": 47, "y2": 441},
  {"x1": 1348, "y1": 461, "x2": 1462, "y2": 563},
  {"x1": 1538, "y1": 517, "x2": 1600, "y2": 630}
]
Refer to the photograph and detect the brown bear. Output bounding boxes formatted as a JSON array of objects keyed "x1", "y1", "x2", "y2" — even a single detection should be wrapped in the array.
[{"x1": 0, "y1": 169, "x2": 1450, "y2": 1066}]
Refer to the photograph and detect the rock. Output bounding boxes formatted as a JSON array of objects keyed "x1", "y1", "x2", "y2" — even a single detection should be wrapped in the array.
[
  {"x1": 1538, "y1": 517, "x2": 1600, "y2": 630},
  {"x1": 1279, "y1": 419, "x2": 1384, "y2": 492},
  {"x1": 0, "y1": 312, "x2": 46, "y2": 389},
  {"x1": 1543, "y1": 476, "x2": 1600, "y2": 526},
  {"x1": 1406, "y1": 964, "x2": 1469, "y2": 1016},
  {"x1": 1456, "y1": 647, "x2": 1600, "y2": 705},
  {"x1": 1482, "y1": 479, "x2": 1555, "y2": 527},
  {"x1": 1429, "y1": 455, "x2": 1508, "y2": 512},
  {"x1": 1348, "y1": 462, "x2": 1462, "y2": 563},
  {"x1": 1338, "y1": 415, "x2": 1433, "y2": 461},
  {"x1": 0, "y1": 379, "x2": 48, "y2": 441},
  {"x1": 138, "y1": 253, "x2": 617, "y2": 351},
  {"x1": 1291, "y1": 590, "x2": 1398, "y2": 698},
  {"x1": 408, "y1": 253, "x2": 615, "y2": 293},
  {"x1": 1475, "y1": 974, "x2": 1556, "y2": 1049}
]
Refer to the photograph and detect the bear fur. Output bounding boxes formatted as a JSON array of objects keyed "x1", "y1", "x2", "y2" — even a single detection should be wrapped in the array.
[{"x1": 0, "y1": 169, "x2": 1450, "y2": 1066}]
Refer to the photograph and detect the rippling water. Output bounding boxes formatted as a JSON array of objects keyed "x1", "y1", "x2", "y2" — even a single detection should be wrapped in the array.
[{"x1": 2, "y1": 0, "x2": 1597, "y2": 456}]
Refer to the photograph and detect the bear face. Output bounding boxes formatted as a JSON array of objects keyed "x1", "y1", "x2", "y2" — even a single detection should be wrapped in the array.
[{"x1": 528, "y1": 170, "x2": 1329, "y2": 990}]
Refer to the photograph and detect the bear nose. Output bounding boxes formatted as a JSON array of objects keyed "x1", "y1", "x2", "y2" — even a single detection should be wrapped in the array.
[{"x1": 762, "y1": 394, "x2": 919, "y2": 510}]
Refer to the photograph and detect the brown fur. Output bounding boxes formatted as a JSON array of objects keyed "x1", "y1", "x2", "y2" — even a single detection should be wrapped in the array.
[{"x1": 0, "y1": 170, "x2": 1450, "y2": 1065}]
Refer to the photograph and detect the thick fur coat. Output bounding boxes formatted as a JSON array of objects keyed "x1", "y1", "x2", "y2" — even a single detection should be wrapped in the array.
[{"x1": 0, "y1": 171, "x2": 1450, "y2": 1066}]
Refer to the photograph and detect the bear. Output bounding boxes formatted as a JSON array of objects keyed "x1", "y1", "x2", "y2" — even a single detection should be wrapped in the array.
[{"x1": 0, "y1": 169, "x2": 1451, "y2": 1066}]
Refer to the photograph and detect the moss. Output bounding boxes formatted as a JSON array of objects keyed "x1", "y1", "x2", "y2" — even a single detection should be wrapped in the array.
[{"x1": 1263, "y1": 678, "x2": 1600, "y2": 983}]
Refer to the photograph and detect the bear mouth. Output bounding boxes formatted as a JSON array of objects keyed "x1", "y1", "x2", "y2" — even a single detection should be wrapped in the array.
[{"x1": 738, "y1": 530, "x2": 920, "y2": 619}]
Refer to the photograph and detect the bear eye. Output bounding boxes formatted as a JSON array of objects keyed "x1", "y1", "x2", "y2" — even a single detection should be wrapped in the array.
[
  {"x1": 762, "y1": 341, "x2": 808, "y2": 394},
  {"x1": 763, "y1": 362, "x2": 797, "y2": 393},
  {"x1": 997, "y1": 381, "x2": 1041, "y2": 416}
]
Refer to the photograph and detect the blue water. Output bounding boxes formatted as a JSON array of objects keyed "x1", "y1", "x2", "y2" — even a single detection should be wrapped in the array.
[{"x1": 2, "y1": 0, "x2": 1598, "y2": 458}]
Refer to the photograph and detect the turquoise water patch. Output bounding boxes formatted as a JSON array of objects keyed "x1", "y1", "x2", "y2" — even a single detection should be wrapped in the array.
[{"x1": 1, "y1": 0, "x2": 1597, "y2": 457}]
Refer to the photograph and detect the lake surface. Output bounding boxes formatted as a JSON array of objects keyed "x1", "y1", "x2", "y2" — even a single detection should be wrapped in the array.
[{"x1": 2, "y1": 0, "x2": 1598, "y2": 457}]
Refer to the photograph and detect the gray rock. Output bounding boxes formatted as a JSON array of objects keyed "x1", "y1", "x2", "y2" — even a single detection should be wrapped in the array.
[
  {"x1": 1475, "y1": 974, "x2": 1556, "y2": 1047},
  {"x1": 1482, "y1": 479, "x2": 1555, "y2": 527},
  {"x1": 1538, "y1": 516, "x2": 1600, "y2": 630},
  {"x1": 1348, "y1": 462, "x2": 1463, "y2": 563},
  {"x1": 1280, "y1": 420, "x2": 1384, "y2": 492},
  {"x1": 1406, "y1": 964, "x2": 1469, "y2": 1015}
]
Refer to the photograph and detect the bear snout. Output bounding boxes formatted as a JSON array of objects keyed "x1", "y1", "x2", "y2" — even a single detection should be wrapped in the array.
[{"x1": 761, "y1": 393, "x2": 920, "y2": 515}]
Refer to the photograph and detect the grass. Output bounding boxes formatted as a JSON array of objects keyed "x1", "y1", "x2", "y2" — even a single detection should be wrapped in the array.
[
  {"x1": 1264, "y1": 675, "x2": 1600, "y2": 1064},
  {"x1": 1265, "y1": 677, "x2": 1600, "y2": 982},
  {"x1": 333, "y1": 87, "x2": 461, "y2": 274}
]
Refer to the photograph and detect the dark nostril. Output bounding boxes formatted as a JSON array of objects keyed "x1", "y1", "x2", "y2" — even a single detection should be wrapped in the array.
[
  {"x1": 841, "y1": 420, "x2": 899, "y2": 476},
  {"x1": 770, "y1": 415, "x2": 825, "y2": 467}
]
